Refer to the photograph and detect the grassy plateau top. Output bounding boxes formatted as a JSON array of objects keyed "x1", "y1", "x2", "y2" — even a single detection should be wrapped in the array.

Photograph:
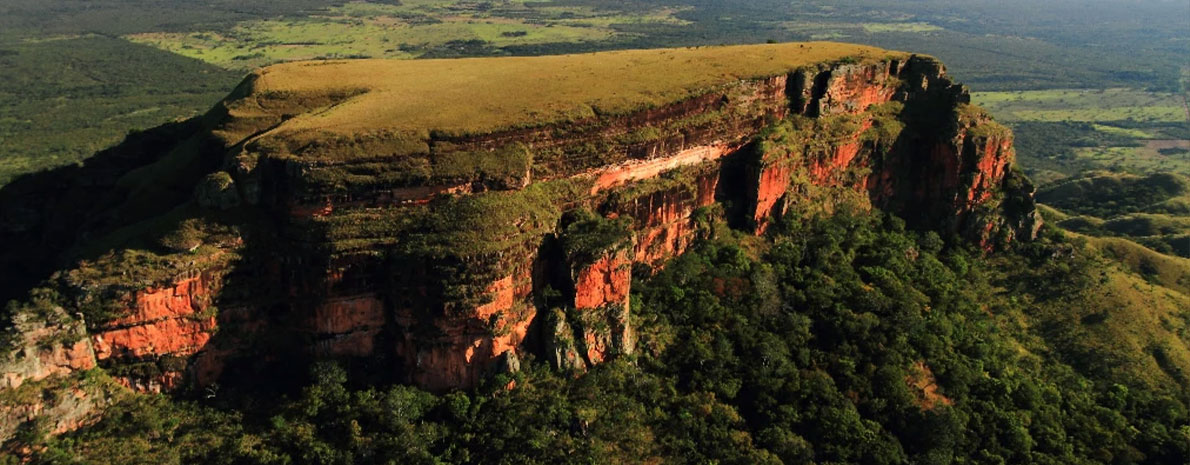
[{"x1": 222, "y1": 42, "x2": 902, "y2": 157}]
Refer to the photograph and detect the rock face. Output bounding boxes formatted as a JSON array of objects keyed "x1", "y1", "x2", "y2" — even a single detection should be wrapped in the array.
[
  {"x1": 0, "y1": 44, "x2": 1039, "y2": 438},
  {"x1": 90, "y1": 270, "x2": 221, "y2": 392},
  {"x1": 0, "y1": 376, "x2": 108, "y2": 443},
  {"x1": 0, "y1": 303, "x2": 107, "y2": 442},
  {"x1": 1, "y1": 305, "x2": 96, "y2": 391}
]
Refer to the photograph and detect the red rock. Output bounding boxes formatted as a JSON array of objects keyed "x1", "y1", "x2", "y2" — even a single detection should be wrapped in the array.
[
  {"x1": 92, "y1": 316, "x2": 215, "y2": 361},
  {"x1": 308, "y1": 294, "x2": 386, "y2": 357},
  {"x1": 105, "y1": 273, "x2": 214, "y2": 327},
  {"x1": 573, "y1": 253, "x2": 631, "y2": 310},
  {"x1": 397, "y1": 270, "x2": 535, "y2": 391},
  {"x1": 753, "y1": 162, "x2": 794, "y2": 235},
  {"x1": 569, "y1": 246, "x2": 634, "y2": 365}
]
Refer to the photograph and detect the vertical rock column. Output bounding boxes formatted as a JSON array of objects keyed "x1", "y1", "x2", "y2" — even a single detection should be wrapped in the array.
[
  {"x1": 547, "y1": 213, "x2": 636, "y2": 372},
  {"x1": 392, "y1": 256, "x2": 537, "y2": 391}
]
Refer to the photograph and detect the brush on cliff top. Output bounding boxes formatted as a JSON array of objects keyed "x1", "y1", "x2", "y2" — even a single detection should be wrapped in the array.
[{"x1": 217, "y1": 42, "x2": 906, "y2": 158}]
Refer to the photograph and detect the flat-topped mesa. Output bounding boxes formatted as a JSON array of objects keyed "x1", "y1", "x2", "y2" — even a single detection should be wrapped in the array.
[
  {"x1": 0, "y1": 43, "x2": 1041, "y2": 417},
  {"x1": 211, "y1": 43, "x2": 904, "y2": 215}
]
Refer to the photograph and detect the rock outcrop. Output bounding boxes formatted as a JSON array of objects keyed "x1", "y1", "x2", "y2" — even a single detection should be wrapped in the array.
[
  {"x1": 0, "y1": 301, "x2": 107, "y2": 442},
  {"x1": 0, "y1": 43, "x2": 1040, "y2": 441},
  {"x1": 1, "y1": 304, "x2": 96, "y2": 391}
]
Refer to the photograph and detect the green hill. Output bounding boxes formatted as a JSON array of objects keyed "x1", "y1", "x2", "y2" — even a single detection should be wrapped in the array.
[{"x1": 1040, "y1": 172, "x2": 1190, "y2": 258}]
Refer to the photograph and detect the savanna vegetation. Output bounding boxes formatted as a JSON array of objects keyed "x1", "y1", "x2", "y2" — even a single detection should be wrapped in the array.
[
  {"x1": 0, "y1": 36, "x2": 239, "y2": 185},
  {"x1": 971, "y1": 89, "x2": 1190, "y2": 185}
]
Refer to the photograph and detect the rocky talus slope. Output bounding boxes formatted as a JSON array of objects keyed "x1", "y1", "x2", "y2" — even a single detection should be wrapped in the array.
[{"x1": 0, "y1": 43, "x2": 1039, "y2": 440}]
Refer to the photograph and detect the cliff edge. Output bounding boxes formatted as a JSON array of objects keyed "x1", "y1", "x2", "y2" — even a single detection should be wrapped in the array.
[{"x1": 0, "y1": 42, "x2": 1039, "y2": 441}]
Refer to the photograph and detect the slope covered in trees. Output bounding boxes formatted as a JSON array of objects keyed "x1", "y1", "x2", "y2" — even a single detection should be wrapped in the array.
[{"x1": 15, "y1": 202, "x2": 1189, "y2": 464}]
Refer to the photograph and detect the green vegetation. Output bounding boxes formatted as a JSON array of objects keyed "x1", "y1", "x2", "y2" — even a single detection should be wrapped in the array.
[
  {"x1": 1, "y1": 1, "x2": 1189, "y2": 458},
  {"x1": 18, "y1": 206, "x2": 1190, "y2": 464},
  {"x1": 431, "y1": 144, "x2": 532, "y2": 187},
  {"x1": 970, "y1": 90, "x2": 1189, "y2": 183},
  {"x1": 1039, "y1": 172, "x2": 1190, "y2": 218},
  {"x1": 973, "y1": 89, "x2": 1187, "y2": 124},
  {"x1": 860, "y1": 22, "x2": 943, "y2": 34},
  {"x1": 1073, "y1": 144, "x2": 1190, "y2": 178},
  {"x1": 1010, "y1": 234, "x2": 1190, "y2": 390},
  {"x1": 558, "y1": 210, "x2": 634, "y2": 268},
  {"x1": 861, "y1": 101, "x2": 906, "y2": 148},
  {"x1": 308, "y1": 177, "x2": 591, "y2": 267},
  {"x1": 604, "y1": 163, "x2": 714, "y2": 213},
  {"x1": 0, "y1": 36, "x2": 239, "y2": 185},
  {"x1": 121, "y1": 0, "x2": 691, "y2": 69},
  {"x1": 1084, "y1": 236, "x2": 1190, "y2": 295}
]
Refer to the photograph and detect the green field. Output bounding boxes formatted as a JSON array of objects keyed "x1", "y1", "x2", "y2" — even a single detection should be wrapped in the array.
[
  {"x1": 1038, "y1": 171, "x2": 1190, "y2": 257},
  {"x1": 1074, "y1": 143, "x2": 1190, "y2": 175},
  {"x1": 0, "y1": 35, "x2": 240, "y2": 185},
  {"x1": 124, "y1": 1, "x2": 689, "y2": 69},
  {"x1": 860, "y1": 22, "x2": 943, "y2": 34},
  {"x1": 1091, "y1": 123, "x2": 1154, "y2": 139},
  {"x1": 973, "y1": 88, "x2": 1188, "y2": 123},
  {"x1": 779, "y1": 21, "x2": 946, "y2": 41},
  {"x1": 972, "y1": 88, "x2": 1190, "y2": 181}
]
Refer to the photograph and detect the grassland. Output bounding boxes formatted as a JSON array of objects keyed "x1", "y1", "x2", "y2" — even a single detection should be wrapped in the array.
[
  {"x1": 124, "y1": 1, "x2": 690, "y2": 69},
  {"x1": 1072, "y1": 144, "x2": 1190, "y2": 176},
  {"x1": 780, "y1": 21, "x2": 946, "y2": 40},
  {"x1": 972, "y1": 88, "x2": 1187, "y2": 123},
  {"x1": 230, "y1": 42, "x2": 895, "y2": 150},
  {"x1": 1025, "y1": 238, "x2": 1190, "y2": 390},
  {"x1": 971, "y1": 88, "x2": 1190, "y2": 181},
  {"x1": 2, "y1": 0, "x2": 1187, "y2": 187},
  {"x1": 860, "y1": 22, "x2": 943, "y2": 34}
]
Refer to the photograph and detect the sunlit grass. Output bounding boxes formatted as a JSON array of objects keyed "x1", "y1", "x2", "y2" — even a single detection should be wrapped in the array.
[
  {"x1": 781, "y1": 21, "x2": 945, "y2": 40},
  {"x1": 227, "y1": 42, "x2": 898, "y2": 151},
  {"x1": 1091, "y1": 123, "x2": 1154, "y2": 139}
]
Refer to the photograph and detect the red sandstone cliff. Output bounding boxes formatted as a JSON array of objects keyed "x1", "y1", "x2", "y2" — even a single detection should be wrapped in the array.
[{"x1": 0, "y1": 49, "x2": 1039, "y2": 441}]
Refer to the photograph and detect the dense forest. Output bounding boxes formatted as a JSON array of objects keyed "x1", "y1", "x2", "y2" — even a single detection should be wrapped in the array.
[{"x1": 14, "y1": 201, "x2": 1189, "y2": 464}]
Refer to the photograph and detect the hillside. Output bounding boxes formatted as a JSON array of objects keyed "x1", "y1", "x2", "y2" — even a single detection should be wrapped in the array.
[
  {"x1": 1039, "y1": 171, "x2": 1190, "y2": 256},
  {"x1": 0, "y1": 43, "x2": 1187, "y2": 464}
]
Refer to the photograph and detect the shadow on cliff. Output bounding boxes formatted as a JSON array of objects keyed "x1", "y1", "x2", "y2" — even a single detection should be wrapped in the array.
[
  {"x1": 0, "y1": 115, "x2": 338, "y2": 402},
  {"x1": 0, "y1": 118, "x2": 217, "y2": 306}
]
